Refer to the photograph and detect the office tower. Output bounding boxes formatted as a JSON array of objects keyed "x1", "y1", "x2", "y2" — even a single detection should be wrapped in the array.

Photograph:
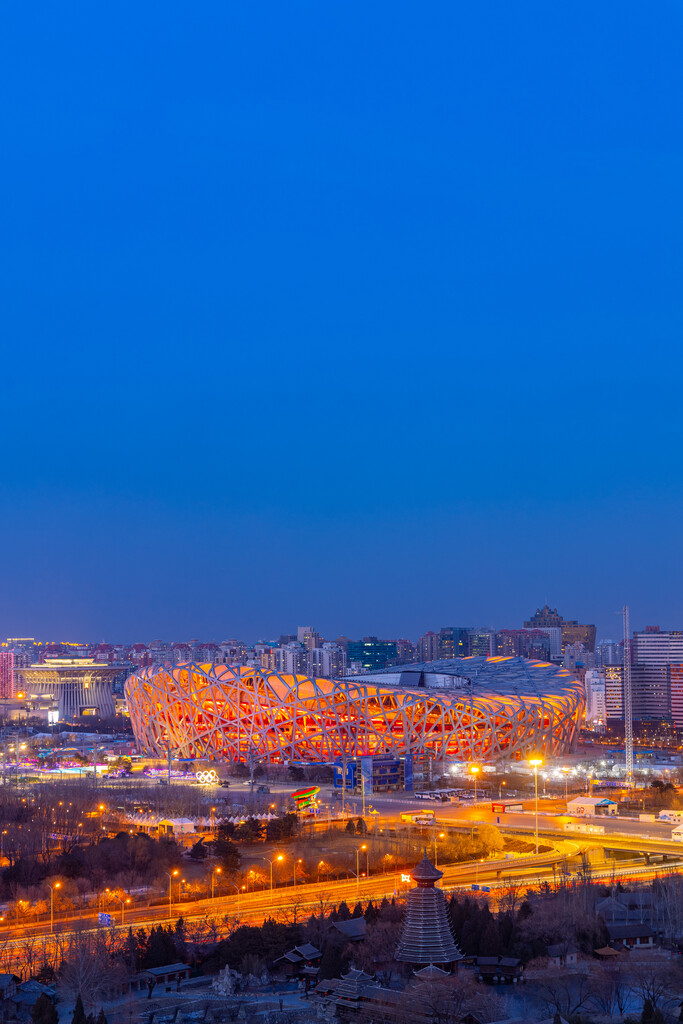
[
  {"x1": 0, "y1": 651, "x2": 14, "y2": 698},
  {"x1": 437, "y1": 627, "x2": 471, "y2": 660},
  {"x1": 669, "y1": 665, "x2": 683, "y2": 729},
  {"x1": 345, "y1": 637, "x2": 398, "y2": 672},
  {"x1": 584, "y1": 669, "x2": 606, "y2": 729},
  {"x1": 417, "y1": 631, "x2": 439, "y2": 662},
  {"x1": 468, "y1": 629, "x2": 494, "y2": 657},
  {"x1": 631, "y1": 664, "x2": 670, "y2": 724},
  {"x1": 524, "y1": 605, "x2": 596, "y2": 653},
  {"x1": 632, "y1": 626, "x2": 683, "y2": 667},
  {"x1": 629, "y1": 626, "x2": 683, "y2": 726}
]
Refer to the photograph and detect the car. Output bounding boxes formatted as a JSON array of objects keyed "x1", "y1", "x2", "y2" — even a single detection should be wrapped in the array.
[
  {"x1": 257, "y1": 784, "x2": 270, "y2": 793},
  {"x1": 219, "y1": 780, "x2": 231, "y2": 788}
]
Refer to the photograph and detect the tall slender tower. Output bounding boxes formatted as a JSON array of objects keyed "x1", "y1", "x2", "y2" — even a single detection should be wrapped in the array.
[{"x1": 623, "y1": 605, "x2": 633, "y2": 783}]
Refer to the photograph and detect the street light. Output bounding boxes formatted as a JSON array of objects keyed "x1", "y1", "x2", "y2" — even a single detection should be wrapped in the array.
[
  {"x1": 469, "y1": 764, "x2": 480, "y2": 802},
  {"x1": 293, "y1": 858, "x2": 302, "y2": 888},
  {"x1": 227, "y1": 880, "x2": 240, "y2": 915},
  {"x1": 499, "y1": 780, "x2": 506, "y2": 800},
  {"x1": 529, "y1": 757, "x2": 543, "y2": 855},
  {"x1": 262, "y1": 854, "x2": 283, "y2": 896},
  {"x1": 164, "y1": 869, "x2": 179, "y2": 919},
  {"x1": 211, "y1": 866, "x2": 222, "y2": 900},
  {"x1": 562, "y1": 767, "x2": 570, "y2": 802},
  {"x1": 432, "y1": 832, "x2": 445, "y2": 867},
  {"x1": 354, "y1": 845, "x2": 368, "y2": 894},
  {"x1": 47, "y1": 882, "x2": 60, "y2": 934},
  {"x1": 108, "y1": 892, "x2": 128, "y2": 926}
]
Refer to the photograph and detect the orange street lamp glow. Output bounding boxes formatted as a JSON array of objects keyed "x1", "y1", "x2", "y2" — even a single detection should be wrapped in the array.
[{"x1": 469, "y1": 764, "x2": 481, "y2": 801}]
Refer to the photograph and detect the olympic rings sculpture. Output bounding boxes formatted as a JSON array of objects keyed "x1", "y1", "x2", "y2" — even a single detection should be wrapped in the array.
[{"x1": 196, "y1": 769, "x2": 218, "y2": 784}]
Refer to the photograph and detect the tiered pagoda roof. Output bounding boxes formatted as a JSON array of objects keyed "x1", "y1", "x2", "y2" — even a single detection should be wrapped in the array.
[{"x1": 395, "y1": 855, "x2": 463, "y2": 967}]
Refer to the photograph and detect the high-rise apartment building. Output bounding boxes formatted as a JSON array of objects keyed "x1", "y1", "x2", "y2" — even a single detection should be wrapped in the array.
[
  {"x1": 417, "y1": 631, "x2": 439, "y2": 662},
  {"x1": 308, "y1": 643, "x2": 346, "y2": 679},
  {"x1": 395, "y1": 639, "x2": 417, "y2": 664},
  {"x1": 605, "y1": 665, "x2": 624, "y2": 722},
  {"x1": 0, "y1": 651, "x2": 14, "y2": 698},
  {"x1": 584, "y1": 669, "x2": 606, "y2": 729}
]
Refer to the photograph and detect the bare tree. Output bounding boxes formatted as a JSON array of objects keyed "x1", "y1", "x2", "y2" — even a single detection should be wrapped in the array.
[
  {"x1": 630, "y1": 956, "x2": 683, "y2": 1016},
  {"x1": 57, "y1": 926, "x2": 127, "y2": 1012},
  {"x1": 589, "y1": 961, "x2": 631, "y2": 1018},
  {"x1": 534, "y1": 964, "x2": 594, "y2": 1018}
]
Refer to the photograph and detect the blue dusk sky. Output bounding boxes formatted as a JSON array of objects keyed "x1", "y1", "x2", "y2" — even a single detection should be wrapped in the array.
[{"x1": 1, "y1": 1, "x2": 683, "y2": 643}]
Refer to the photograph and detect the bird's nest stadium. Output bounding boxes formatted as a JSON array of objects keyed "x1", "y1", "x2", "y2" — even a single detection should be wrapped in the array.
[{"x1": 125, "y1": 656, "x2": 584, "y2": 765}]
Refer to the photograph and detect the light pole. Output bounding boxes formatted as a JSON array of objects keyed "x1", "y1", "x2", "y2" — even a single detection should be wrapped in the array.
[
  {"x1": 355, "y1": 845, "x2": 367, "y2": 895},
  {"x1": 109, "y1": 893, "x2": 127, "y2": 926},
  {"x1": 227, "y1": 880, "x2": 239, "y2": 915},
  {"x1": 262, "y1": 854, "x2": 283, "y2": 898},
  {"x1": 212, "y1": 867, "x2": 222, "y2": 900},
  {"x1": 562, "y1": 767, "x2": 570, "y2": 803},
  {"x1": 499, "y1": 780, "x2": 506, "y2": 800},
  {"x1": 293, "y1": 858, "x2": 302, "y2": 888},
  {"x1": 529, "y1": 758, "x2": 543, "y2": 855},
  {"x1": 469, "y1": 764, "x2": 480, "y2": 802},
  {"x1": 164, "y1": 869, "x2": 179, "y2": 919},
  {"x1": 432, "y1": 832, "x2": 444, "y2": 867},
  {"x1": 48, "y1": 882, "x2": 60, "y2": 934}
]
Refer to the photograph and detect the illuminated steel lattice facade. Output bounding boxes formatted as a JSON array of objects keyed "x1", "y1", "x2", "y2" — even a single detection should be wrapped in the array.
[{"x1": 125, "y1": 657, "x2": 584, "y2": 764}]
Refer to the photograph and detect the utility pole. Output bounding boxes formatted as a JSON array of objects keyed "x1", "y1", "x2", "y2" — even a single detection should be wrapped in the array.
[{"x1": 623, "y1": 605, "x2": 633, "y2": 786}]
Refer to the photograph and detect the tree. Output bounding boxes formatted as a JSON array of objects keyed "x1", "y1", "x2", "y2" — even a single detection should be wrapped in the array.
[
  {"x1": 345, "y1": 819, "x2": 357, "y2": 835},
  {"x1": 216, "y1": 840, "x2": 241, "y2": 876},
  {"x1": 318, "y1": 938, "x2": 347, "y2": 980},
  {"x1": 189, "y1": 839, "x2": 207, "y2": 861},
  {"x1": 71, "y1": 994, "x2": 86, "y2": 1024},
  {"x1": 31, "y1": 995, "x2": 58, "y2": 1024}
]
